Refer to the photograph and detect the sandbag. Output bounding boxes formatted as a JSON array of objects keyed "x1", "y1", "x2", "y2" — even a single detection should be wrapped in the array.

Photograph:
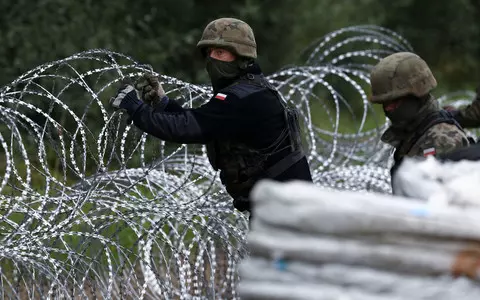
[
  {"x1": 251, "y1": 180, "x2": 480, "y2": 239},
  {"x1": 240, "y1": 179, "x2": 480, "y2": 300},
  {"x1": 240, "y1": 257, "x2": 480, "y2": 300},
  {"x1": 247, "y1": 226, "x2": 480, "y2": 279}
]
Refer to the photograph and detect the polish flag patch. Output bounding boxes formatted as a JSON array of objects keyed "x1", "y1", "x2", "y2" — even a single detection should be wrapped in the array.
[
  {"x1": 215, "y1": 93, "x2": 227, "y2": 101},
  {"x1": 423, "y1": 147, "x2": 436, "y2": 157}
]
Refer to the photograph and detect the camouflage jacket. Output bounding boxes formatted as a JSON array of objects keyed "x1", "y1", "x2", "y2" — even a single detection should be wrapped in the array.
[
  {"x1": 401, "y1": 122, "x2": 469, "y2": 158},
  {"x1": 382, "y1": 107, "x2": 470, "y2": 160},
  {"x1": 386, "y1": 98, "x2": 470, "y2": 194}
]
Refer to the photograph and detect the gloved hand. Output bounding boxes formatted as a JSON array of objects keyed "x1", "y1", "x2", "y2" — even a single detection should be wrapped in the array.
[
  {"x1": 134, "y1": 73, "x2": 166, "y2": 106},
  {"x1": 110, "y1": 82, "x2": 139, "y2": 111}
]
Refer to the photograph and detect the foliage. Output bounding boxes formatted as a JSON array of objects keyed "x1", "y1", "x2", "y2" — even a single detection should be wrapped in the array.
[{"x1": 1, "y1": 0, "x2": 479, "y2": 92}]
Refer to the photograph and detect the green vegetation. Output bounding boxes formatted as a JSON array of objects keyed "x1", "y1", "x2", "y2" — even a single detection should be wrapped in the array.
[{"x1": 1, "y1": 0, "x2": 479, "y2": 92}]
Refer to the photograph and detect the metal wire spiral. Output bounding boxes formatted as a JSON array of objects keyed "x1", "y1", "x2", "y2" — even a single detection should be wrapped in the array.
[{"x1": 0, "y1": 25, "x2": 473, "y2": 299}]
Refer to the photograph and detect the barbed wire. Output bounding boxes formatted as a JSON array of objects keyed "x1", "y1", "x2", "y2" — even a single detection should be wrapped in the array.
[{"x1": 0, "y1": 25, "x2": 473, "y2": 299}]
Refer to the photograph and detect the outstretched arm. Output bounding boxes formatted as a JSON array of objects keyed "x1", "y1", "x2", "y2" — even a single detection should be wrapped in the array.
[{"x1": 112, "y1": 84, "x2": 252, "y2": 144}]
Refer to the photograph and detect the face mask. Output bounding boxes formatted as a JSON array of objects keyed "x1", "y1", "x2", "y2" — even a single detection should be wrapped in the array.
[
  {"x1": 384, "y1": 97, "x2": 423, "y2": 127},
  {"x1": 205, "y1": 57, "x2": 242, "y2": 83}
]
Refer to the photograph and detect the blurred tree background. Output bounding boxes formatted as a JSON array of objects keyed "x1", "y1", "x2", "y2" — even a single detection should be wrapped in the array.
[{"x1": 1, "y1": 0, "x2": 479, "y2": 93}]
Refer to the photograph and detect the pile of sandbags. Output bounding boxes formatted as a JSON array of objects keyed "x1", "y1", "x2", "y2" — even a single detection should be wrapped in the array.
[
  {"x1": 393, "y1": 157, "x2": 480, "y2": 207},
  {"x1": 238, "y1": 179, "x2": 480, "y2": 300}
]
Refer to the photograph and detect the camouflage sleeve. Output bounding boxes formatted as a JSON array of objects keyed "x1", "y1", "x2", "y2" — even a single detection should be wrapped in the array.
[
  {"x1": 450, "y1": 92, "x2": 480, "y2": 128},
  {"x1": 408, "y1": 123, "x2": 469, "y2": 158}
]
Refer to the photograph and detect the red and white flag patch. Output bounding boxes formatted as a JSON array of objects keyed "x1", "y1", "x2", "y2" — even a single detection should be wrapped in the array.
[
  {"x1": 423, "y1": 147, "x2": 436, "y2": 157},
  {"x1": 215, "y1": 93, "x2": 227, "y2": 101}
]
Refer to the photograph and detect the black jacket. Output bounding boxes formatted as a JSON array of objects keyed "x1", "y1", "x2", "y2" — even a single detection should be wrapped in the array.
[{"x1": 121, "y1": 63, "x2": 313, "y2": 198}]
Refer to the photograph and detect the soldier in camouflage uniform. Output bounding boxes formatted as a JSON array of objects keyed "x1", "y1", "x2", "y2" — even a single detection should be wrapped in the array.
[
  {"x1": 369, "y1": 52, "x2": 469, "y2": 183},
  {"x1": 110, "y1": 18, "x2": 312, "y2": 217}
]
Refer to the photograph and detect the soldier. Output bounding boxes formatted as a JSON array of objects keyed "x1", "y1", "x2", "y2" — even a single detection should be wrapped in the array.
[
  {"x1": 110, "y1": 18, "x2": 313, "y2": 216},
  {"x1": 368, "y1": 52, "x2": 469, "y2": 186}
]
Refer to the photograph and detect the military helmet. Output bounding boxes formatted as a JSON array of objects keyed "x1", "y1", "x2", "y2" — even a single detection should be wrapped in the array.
[
  {"x1": 197, "y1": 18, "x2": 257, "y2": 59},
  {"x1": 369, "y1": 52, "x2": 437, "y2": 103}
]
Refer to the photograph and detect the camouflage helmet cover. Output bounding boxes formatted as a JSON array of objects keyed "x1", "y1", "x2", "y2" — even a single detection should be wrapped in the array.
[
  {"x1": 197, "y1": 18, "x2": 257, "y2": 59},
  {"x1": 369, "y1": 52, "x2": 437, "y2": 103}
]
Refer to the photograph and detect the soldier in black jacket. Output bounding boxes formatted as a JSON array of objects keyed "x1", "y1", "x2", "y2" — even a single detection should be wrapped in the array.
[{"x1": 110, "y1": 18, "x2": 312, "y2": 215}]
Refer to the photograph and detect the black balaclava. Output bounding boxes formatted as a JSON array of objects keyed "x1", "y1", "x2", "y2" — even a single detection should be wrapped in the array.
[
  {"x1": 383, "y1": 95, "x2": 426, "y2": 128},
  {"x1": 381, "y1": 94, "x2": 439, "y2": 148},
  {"x1": 205, "y1": 55, "x2": 251, "y2": 91}
]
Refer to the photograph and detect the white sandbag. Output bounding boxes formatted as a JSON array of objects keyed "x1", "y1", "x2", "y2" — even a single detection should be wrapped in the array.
[
  {"x1": 393, "y1": 157, "x2": 480, "y2": 207},
  {"x1": 246, "y1": 228, "x2": 480, "y2": 279},
  {"x1": 250, "y1": 180, "x2": 480, "y2": 239},
  {"x1": 254, "y1": 219, "x2": 480, "y2": 254},
  {"x1": 241, "y1": 175, "x2": 480, "y2": 299},
  {"x1": 239, "y1": 257, "x2": 480, "y2": 299},
  {"x1": 239, "y1": 280, "x2": 405, "y2": 300}
]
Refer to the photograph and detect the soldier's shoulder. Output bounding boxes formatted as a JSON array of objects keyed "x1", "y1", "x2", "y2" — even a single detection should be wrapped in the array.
[
  {"x1": 409, "y1": 122, "x2": 468, "y2": 157},
  {"x1": 220, "y1": 81, "x2": 267, "y2": 99},
  {"x1": 424, "y1": 122, "x2": 465, "y2": 137}
]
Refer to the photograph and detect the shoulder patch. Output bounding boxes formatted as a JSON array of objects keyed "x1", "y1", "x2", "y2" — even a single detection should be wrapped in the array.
[
  {"x1": 423, "y1": 147, "x2": 436, "y2": 157},
  {"x1": 214, "y1": 93, "x2": 227, "y2": 101}
]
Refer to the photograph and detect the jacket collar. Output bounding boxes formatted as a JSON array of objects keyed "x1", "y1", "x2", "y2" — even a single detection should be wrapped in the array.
[{"x1": 211, "y1": 61, "x2": 263, "y2": 92}]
